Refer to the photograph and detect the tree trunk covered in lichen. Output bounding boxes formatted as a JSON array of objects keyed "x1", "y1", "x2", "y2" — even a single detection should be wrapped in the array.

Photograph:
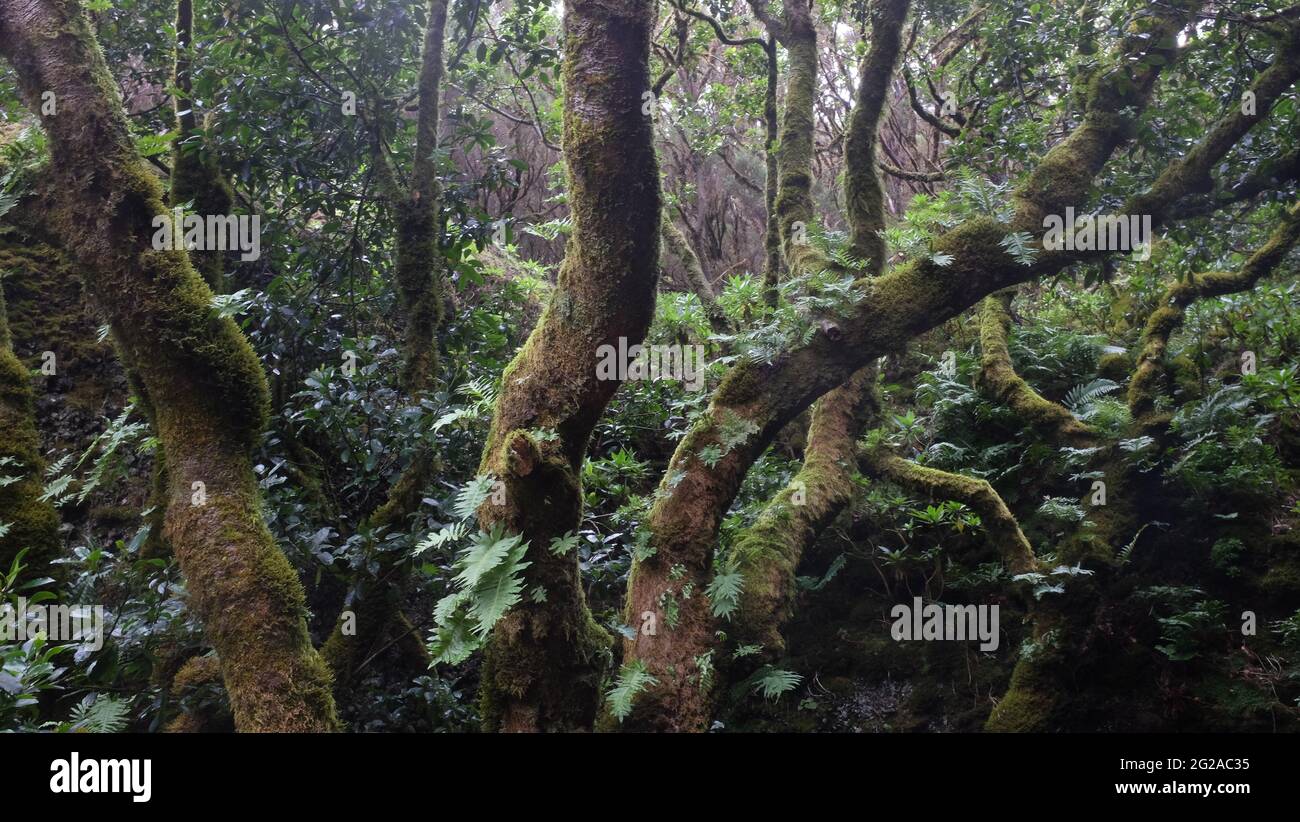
[
  {"x1": 474, "y1": 0, "x2": 661, "y2": 732},
  {"x1": 0, "y1": 0, "x2": 338, "y2": 731},
  {"x1": 619, "y1": 0, "x2": 1200, "y2": 731}
]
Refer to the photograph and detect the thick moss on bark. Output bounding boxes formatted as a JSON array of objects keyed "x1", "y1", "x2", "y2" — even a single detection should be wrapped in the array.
[
  {"x1": 771, "y1": 2, "x2": 823, "y2": 276},
  {"x1": 1124, "y1": 21, "x2": 1300, "y2": 226},
  {"x1": 473, "y1": 0, "x2": 660, "y2": 731},
  {"x1": 727, "y1": 0, "x2": 912, "y2": 661},
  {"x1": 621, "y1": 0, "x2": 1197, "y2": 731},
  {"x1": 731, "y1": 366, "x2": 880, "y2": 655},
  {"x1": 1129, "y1": 202, "x2": 1300, "y2": 424},
  {"x1": 163, "y1": 654, "x2": 233, "y2": 732},
  {"x1": 0, "y1": 275, "x2": 61, "y2": 575},
  {"x1": 1012, "y1": 1, "x2": 1199, "y2": 228},
  {"x1": 391, "y1": 199, "x2": 445, "y2": 394},
  {"x1": 978, "y1": 290, "x2": 1097, "y2": 446},
  {"x1": 0, "y1": 0, "x2": 337, "y2": 731},
  {"x1": 859, "y1": 448, "x2": 1039, "y2": 575},
  {"x1": 761, "y1": 40, "x2": 781, "y2": 306},
  {"x1": 371, "y1": 0, "x2": 451, "y2": 396},
  {"x1": 985, "y1": 637, "x2": 1062, "y2": 732},
  {"x1": 844, "y1": 0, "x2": 909, "y2": 271}
]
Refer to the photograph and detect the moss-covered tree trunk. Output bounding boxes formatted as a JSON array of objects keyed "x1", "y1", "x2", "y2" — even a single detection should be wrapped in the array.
[
  {"x1": 731, "y1": 365, "x2": 880, "y2": 654},
  {"x1": 1128, "y1": 202, "x2": 1300, "y2": 426},
  {"x1": 473, "y1": 0, "x2": 660, "y2": 732},
  {"x1": 978, "y1": 290, "x2": 1098, "y2": 446},
  {"x1": 139, "y1": 0, "x2": 235, "y2": 562},
  {"x1": 727, "y1": 0, "x2": 910, "y2": 666},
  {"x1": 770, "y1": 1, "x2": 820, "y2": 277},
  {"x1": 761, "y1": 39, "x2": 782, "y2": 306},
  {"x1": 0, "y1": 265, "x2": 60, "y2": 575},
  {"x1": 620, "y1": 0, "x2": 1200, "y2": 731},
  {"x1": 844, "y1": 0, "x2": 909, "y2": 270},
  {"x1": 0, "y1": 0, "x2": 338, "y2": 731},
  {"x1": 372, "y1": 0, "x2": 450, "y2": 396}
]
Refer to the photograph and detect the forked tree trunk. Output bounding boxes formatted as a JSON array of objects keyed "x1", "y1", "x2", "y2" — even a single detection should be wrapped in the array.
[
  {"x1": 620, "y1": 0, "x2": 1200, "y2": 731},
  {"x1": 0, "y1": 0, "x2": 338, "y2": 731},
  {"x1": 729, "y1": 0, "x2": 911, "y2": 666},
  {"x1": 474, "y1": 0, "x2": 661, "y2": 732}
]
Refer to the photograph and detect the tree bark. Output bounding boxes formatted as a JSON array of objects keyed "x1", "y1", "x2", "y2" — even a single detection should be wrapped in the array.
[
  {"x1": 620, "y1": 0, "x2": 1200, "y2": 731},
  {"x1": 844, "y1": 0, "x2": 910, "y2": 271},
  {"x1": 319, "y1": 0, "x2": 450, "y2": 692},
  {"x1": 474, "y1": 0, "x2": 661, "y2": 732},
  {"x1": 0, "y1": 0, "x2": 338, "y2": 731},
  {"x1": 1128, "y1": 201, "x2": 1300, "y2": 425},
  {"x1": 977, "y1": 289, "x2": 1098, "y2": 446},
  {"x1": 727, "y1": 0, "x2": 911, "y2": 667},
  {"x1": 0, "y1": 257, "x2": 61, "y2": 576}
]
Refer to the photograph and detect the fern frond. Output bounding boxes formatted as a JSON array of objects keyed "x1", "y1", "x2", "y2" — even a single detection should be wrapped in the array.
[
  {"x1": 606, "y1": 660, "x2": 658, "y2": 722},
  {"x1": 749, "y1": 666, "x2": 801, "y2": 700},
  {"x1": 705, "y1": 568, "x2": 744, "y2": 620},
  {"x1": 453, "y1": 474, "x2": 497, "y2": 521},
  {"x1": 68, "y1": 694, "x2": 130, "y2": 733},
  {"x1": 1064, "y1": 378, "x2": 1119, "y2": 412}
]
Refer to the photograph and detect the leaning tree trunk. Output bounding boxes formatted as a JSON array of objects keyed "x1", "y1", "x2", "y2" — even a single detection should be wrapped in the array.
[
  {"x1": 619, "y1": 0, "x2": 1200, "y2": 731},
  {"x1": 727, "y1": 0, "x2": 911, "y2": 669},
  {"x1": 473, "y1": 0, "x2": 661, "y2": 732},
  {"x1": 0, "y1": 0, "x2": 338, "y2": 731}
]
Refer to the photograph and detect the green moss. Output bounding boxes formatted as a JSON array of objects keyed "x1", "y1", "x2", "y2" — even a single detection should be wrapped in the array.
[
  {"x1": 712, "y1": 362, "x2": 764, "y2": 407},
  {"x1": 0, "y1": 289, "x2": 61, "y2": 575},
  {"x1": 1131, "y1": 205, "x2": 1300, "y2": 424},
  {"x1": 1096, "y1": 351, "x2": 1132, "y2": 382},
  {"x1": 864, "y1": 448, "x2": 1039, "y2": 574},
  {"x1": 843, "y1": 0, "x2": 907, "y2": 271},
  {"x1": 978, "y1": 291, "x2": 1096, "y2": 446},
  {"x1": 391, "y1": 198, "x2": 445, "y2": 394},
  {"x1": 985, "y1": 678, "x2": 1056, "y2": 731},
  {"x1": 0, "y1": 0, "x2": 338, "y2": 730}
]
